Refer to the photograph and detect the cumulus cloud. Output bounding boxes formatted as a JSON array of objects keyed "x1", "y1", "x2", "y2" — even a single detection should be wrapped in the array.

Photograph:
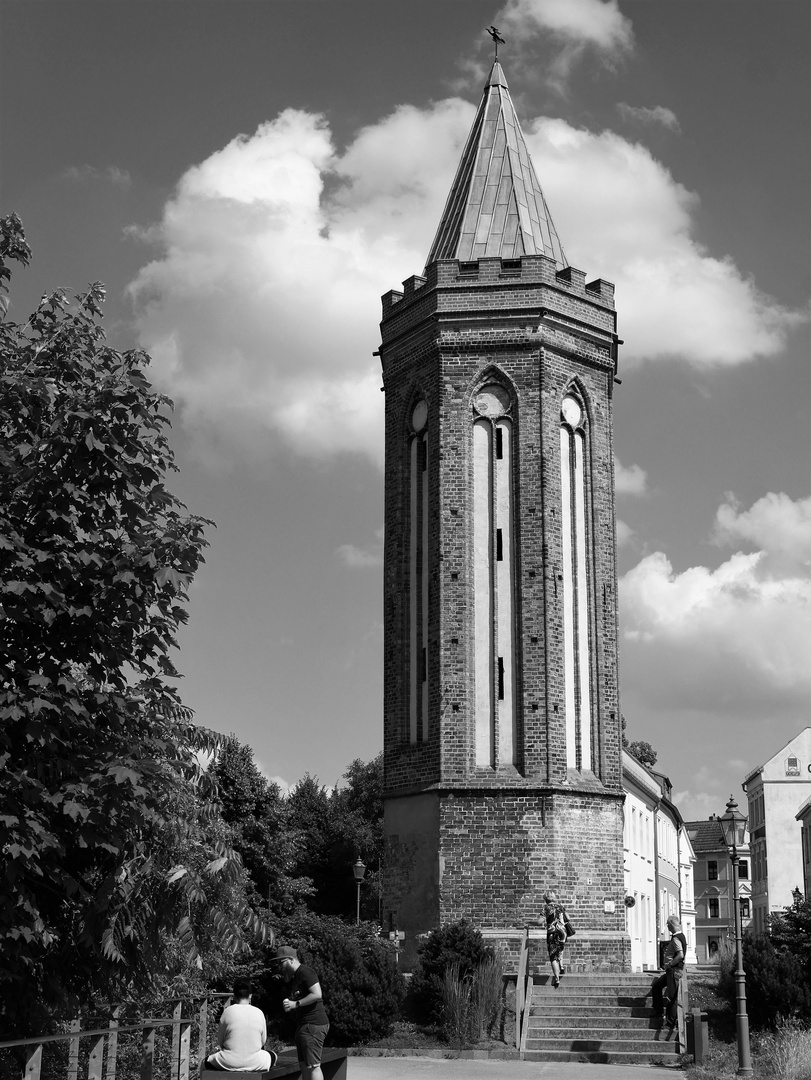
[
  {"x1": 620, "y1": 491, "x2": 811, "y2": 817},
  {"x1": 129, "y1": 102, "x2": 473, "y2": 466},
  {"x1": 615, "y1": 458, "x2": 648, "y2": 496},
  {"x1": 712, "y1": 492, "x2": 811, "y2": 578},
  {"x1": 523, "y1": 119, "x2": 803, "y2": 365},
  {"x1": 493, "y1": 0, "x2": 634, "y2": 91},
  {"x1": 617, "y1": 103, "x2": 681, "y2": 132},
  {"x1": 129, "y1": 81, "x2": 802, "y2": 467},
  {"x1": 336, "y1": 530, "x2": 384, "y2": 569},
  {"x1": 619, "y1": 491, "x2": 811, "y2": 717}
]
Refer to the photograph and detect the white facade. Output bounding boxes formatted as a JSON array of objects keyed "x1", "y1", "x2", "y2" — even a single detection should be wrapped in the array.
[
  {"x1": 622, "y1": 752, "x2": 696, "y2": 970},
  {"x1": 744, "y1": 727, "x2": 811, "y2": 933}
]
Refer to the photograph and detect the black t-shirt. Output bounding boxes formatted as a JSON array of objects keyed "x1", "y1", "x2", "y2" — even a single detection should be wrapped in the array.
[{"x1": 288, "y1": 964, "x2": 328, "y2": 1025}]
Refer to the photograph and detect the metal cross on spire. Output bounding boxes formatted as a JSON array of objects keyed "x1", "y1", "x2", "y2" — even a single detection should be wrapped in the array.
[{"x1": 486, "y1": 25, "x2": 505, "y2": 60}]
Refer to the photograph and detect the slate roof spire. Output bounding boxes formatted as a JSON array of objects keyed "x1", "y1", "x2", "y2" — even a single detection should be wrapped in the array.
[{"x1": 426, "y1": 61, "x2": 567, "y2": 269}]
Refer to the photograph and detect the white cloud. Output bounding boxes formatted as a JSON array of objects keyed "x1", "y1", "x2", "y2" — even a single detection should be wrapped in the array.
[
  {"x1": 616, "y1": 519, "x2": 634, "y2": 547},
  {"x1": 617, "y1": 103, "x2": 680, "y2": 132},
  {"x1": 64, "y1": 164, "x2": 132, "y2": 189},
  {"x1": 129, "y1": 102, "x2": 473, "y2": 467},
  {"x1": 712, "y1": 492, "x2": 811, "y2": 578},
  {"x1": 524, "y1": 119, "x2": 803, "y2": 366},
  {"x1": 494, "y1": 0, "x2": 633, "y2": 91},
  {"x1": 615, "y1": 457, "x2": 648, "y2": 496},
  {"x1": 129, "y1": 89, "x2": 802, "y2": 468},
  {"x1": 619, "y1": 493, "x2": 811, "y2": 720},
  {"x1": 336, "y1": 543, "x2": 383, "y2": 569}
]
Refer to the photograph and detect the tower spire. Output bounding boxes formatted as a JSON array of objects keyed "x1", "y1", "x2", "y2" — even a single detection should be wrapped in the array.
[{"x1": 425, "y1": 60, "x2": 567, "y2": 269}]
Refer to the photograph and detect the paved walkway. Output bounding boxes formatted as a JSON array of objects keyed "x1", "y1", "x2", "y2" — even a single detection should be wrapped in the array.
[{"x1": 346, "y1": 1056, "x2": 678, "y2": 1078}]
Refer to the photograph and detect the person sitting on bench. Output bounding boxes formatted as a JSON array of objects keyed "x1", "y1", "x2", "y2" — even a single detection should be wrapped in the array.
[{"x1": 206, "y1": 978, "x2": 276, "y2": 1071}]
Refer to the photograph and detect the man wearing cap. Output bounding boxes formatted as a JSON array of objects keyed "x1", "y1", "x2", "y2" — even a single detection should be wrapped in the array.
[{"x1": 270, "y1": 946, "x2": 330, "y2": 1080}]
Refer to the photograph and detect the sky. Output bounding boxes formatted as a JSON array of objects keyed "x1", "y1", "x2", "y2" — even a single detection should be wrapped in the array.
[{"x1": 2, "y1": 0, "x2": 809, "y2": 823}]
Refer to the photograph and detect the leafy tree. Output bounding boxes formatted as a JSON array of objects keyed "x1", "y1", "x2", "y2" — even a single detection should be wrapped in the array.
[
  {"x1": 0, "y1": 214, "x2": 263, "y2": 1031},
  {"x1": 212, "y1": 735, "x2": 314, "y2": 914},
  {"x1": 621, "y1": 716, "x2": 658, "y2": 767}
]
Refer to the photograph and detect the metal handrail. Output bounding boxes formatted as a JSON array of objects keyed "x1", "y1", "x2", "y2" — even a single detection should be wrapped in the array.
[
  {"x1": 0, "y1": 995, "x2": 231, "y2": 1080},
  {"x1": 515, "y1": 926, "x2": 529, "y2": 1050}
]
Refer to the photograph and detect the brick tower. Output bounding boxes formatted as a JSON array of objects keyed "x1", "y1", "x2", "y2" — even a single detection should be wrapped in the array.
[{"x1": 379, "y1": 61, "x2": 628, "y2": 970}]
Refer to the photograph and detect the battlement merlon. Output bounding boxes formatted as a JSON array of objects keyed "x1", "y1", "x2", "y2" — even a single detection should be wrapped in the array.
[{"x1": 379, "y1": 256, "x2": 621, "y2": 377}]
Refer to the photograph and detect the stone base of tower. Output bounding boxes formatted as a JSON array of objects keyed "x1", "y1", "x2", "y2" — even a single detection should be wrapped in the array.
[{"x1": 383, "y1": 786, "x2": 629, "y2": 972}]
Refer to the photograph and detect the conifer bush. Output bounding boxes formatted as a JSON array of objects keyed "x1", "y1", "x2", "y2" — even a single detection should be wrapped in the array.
[
  {"x1": 410, "y1": 919, "x2": 495, "y2": 1022},
  {"x1": 259, "y1": 912, "x2": 405, "y2": 1046}
]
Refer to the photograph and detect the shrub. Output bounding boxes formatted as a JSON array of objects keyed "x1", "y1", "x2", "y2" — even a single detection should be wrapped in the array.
[
  {"x1": 438, "y1": 952, "x2": 505, "y2": 1047},
  {"x1": 717, "y1": 934, "x2": 811, "y2": 1029},
  {"x1": 757, "y1": 1020, "x2": 811, "y2": 1080},
  {"x1": 410, "y1": 920, "x2": 495, "y2": 1024},
  {"x1": 257, "y1": 912, "x2": 404, "y2": 1046}
]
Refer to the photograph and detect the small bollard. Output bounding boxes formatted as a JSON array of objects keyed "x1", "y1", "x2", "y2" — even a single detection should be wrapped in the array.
[{"x1": 686, "y1": 1008, "x2": 709, "y2": 1064}]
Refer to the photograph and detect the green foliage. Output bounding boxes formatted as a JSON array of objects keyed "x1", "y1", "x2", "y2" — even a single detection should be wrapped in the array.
[
  {"x1": 718, "y1": 933, "x2": 811, "y2": 1029},
  {"x1": 628, "y1": 740, "x2": 658, "y2": 767},
  {"x1": 621, "y1": 716, "x2": 658, "y2": 766},
  {"x1": 770, "y1": 893, "x2": 811, "y2": 980},
  {"x1": 260, "y1": 912, "x2": 405, "y2": 1045},
  {"x1": 212, "y1": 735, "x2": 314, "y2": 915},
  {"x1": 0, "y1": 215, "x2": 264, "y2": 1032},
  {"x1": 439, "y1": 954, "x2": 504, "y2": 1047},
  {"x1": 410, "y1": 919, "x2": 495, "y2": 1021},
  {"x1": 285, "y1": 754, "x2": 384, "y2": 920}
]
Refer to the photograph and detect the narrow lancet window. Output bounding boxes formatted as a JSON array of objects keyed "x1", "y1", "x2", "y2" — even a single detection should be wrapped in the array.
[
  {"x1": 409, "y1": 400, "x2": 429, "y2": 744},
  {"x1": 472, "y1": 383, "x2": 517, "y2": 768},
  {"x1": 560, "y1": 392, "x2": 593, "y2": 771}
]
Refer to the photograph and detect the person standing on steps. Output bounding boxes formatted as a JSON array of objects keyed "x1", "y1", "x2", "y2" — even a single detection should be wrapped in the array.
[
  {"x1": 651, "y1": 916, "x2": 686, "y2": 1031},
  {"x1": 542, "y1": 890, "x2": 571, "y2": 988},
  {"x1": 270, "y1": 945, "x2": 330, "y2": 1080}
]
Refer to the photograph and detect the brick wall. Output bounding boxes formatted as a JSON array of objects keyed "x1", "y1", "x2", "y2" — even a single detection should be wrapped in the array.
[{"x1": 380, "y1": 254, "x2": 626, "y2": 968}]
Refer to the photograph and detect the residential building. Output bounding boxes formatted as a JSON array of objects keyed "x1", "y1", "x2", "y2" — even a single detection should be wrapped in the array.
[
  {"x1": 797, "y1": 796, "x2": 811, "y2": 900},
  {"x1": 743, "y1": 727, "x2": 811, "y2": 934},
  {"x1": 622, "y1": 752, "x2": 697, "y2": 969},
  {"x1": 685, "y1": 816, "x2": 751, "y2": 961}
]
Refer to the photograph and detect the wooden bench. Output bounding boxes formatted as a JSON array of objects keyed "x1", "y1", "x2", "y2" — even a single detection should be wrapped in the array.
[{"x1": 201, "y1": 1048, "x2": 347, "y2": 1080}]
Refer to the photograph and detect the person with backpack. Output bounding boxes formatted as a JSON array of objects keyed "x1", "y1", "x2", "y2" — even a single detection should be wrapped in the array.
[{"x1": 542, "y1": 891, "x2": 573, "y2": 988}]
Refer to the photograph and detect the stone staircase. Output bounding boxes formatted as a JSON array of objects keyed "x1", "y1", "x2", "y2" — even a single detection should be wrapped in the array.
[{"x1": 522, "y1": 972, "x2": 682, "y2": 1066}]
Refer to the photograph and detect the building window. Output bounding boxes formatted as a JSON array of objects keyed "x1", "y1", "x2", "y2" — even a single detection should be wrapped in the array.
[
  {"x1": 787, "y1": 756, "x2": 800, "y2": 776},
  {"x1": 738, "y1": 859, "x2": 749, "y2": 880},
  {"x1": 708, "y1": 860, "x2": 718, "y2": 880},
  {"x1": 709, "y1": 898, "x2": 720, "y2": 919},
  {"x1": 408, "y1": 399, "x2": 429, "y2": 744},
  {"x1": 740, "y1": 899, "x2": 750, "y2": 919},
  {"x1": 473, "y1": 383, "x2": 517, "y2": 767},
  {"x1": 560, "y1": 390, "x2": 592, "y2": 772}
]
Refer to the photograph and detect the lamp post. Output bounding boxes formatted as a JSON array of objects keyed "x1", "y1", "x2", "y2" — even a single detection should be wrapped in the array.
[
  {"x1": 719, "y1": 795, "x2": 752, "y2": 1077},
  {"x1": 352, "y1": 858, "x2": 366, "y2": 925}
]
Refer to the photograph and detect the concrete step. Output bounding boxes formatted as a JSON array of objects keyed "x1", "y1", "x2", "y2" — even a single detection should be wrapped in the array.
[
  {"x1": 531, "y1": 992, "x2": 652, "y2": 1008},
  {"x1": 523, "y1": 1049, "x2": 681, "y2": 1065},
  {"x1": 531, "y1": 1003, "x2": 657, "y2": 1018},
  {"x1": 525, "y1": 1034, "x2": 680, "y2": 1055},
  {"x1": 529, "y1": 1015, "x2": 663, "y2": 1032},
  {"x1": 527, "y1": 1025, "x2": 671, "y2": 1042}
]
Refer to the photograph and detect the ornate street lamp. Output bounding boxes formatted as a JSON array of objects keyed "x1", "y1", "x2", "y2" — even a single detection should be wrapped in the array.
[
  {"x1": 352, "y1": 858, "x2": 367, "y2": 925},
  {"x1": 719, "y1": 796, "x2": 752, "y2": 1077}
]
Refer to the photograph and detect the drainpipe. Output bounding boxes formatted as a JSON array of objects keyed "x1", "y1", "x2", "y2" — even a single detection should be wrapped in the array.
[{"x1": 653, "y1": 798, "x2": 661, "y2": 967}]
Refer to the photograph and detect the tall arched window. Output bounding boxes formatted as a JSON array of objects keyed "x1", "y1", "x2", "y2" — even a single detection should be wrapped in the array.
[
  {"x1": 472, "y1": 382, "x2": 517, "y2": 768},
  {"x1": 409, "y1": 399, "x2": 429, "y2": 743},
  {"x1": 560, "y1": 390, "x2": 592, "y2": 771}
]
